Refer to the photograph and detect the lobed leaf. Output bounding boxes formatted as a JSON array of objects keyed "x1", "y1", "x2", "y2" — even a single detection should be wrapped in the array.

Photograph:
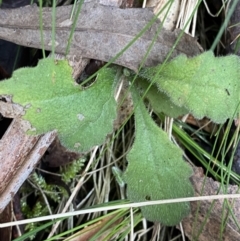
[
  {"x1": 138, "y1": 51, "x2": 240, "y2": 123},
  {"x1": 0, "y1": 58, "x2": 117, "y2": 152},
  {"x1": 123, "y1": 89, "x2": 194, "y2": 226}
]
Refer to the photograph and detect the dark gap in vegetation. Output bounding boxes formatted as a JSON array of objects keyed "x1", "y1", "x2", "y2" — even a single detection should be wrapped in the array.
[
  {"x1": 0, "y1": 114, "x2": 12, "y2": 139},
  {"x1": 196, "y1": 0, "x2": 224, "y2": 53},
  {"x1": 77, "y1": 59, "x2": 105, "y2": 86}
]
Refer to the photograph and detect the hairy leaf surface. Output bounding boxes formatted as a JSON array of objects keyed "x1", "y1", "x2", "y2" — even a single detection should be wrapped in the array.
[
  {"x1": 139, "y1": 51, "x2": 240, "y2": 123},
  {"x1": 0, "y1": 58, "x2": 117, "y2": 152},
  {"x1": 123, "y1": 89, "x2": 193, "y2": 226},
  {"x1": 136, "y1": 78, "x2": 188, "y2": 118}
]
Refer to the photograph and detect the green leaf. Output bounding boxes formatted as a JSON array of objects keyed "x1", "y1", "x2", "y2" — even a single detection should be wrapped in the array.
[
  {"x1": 0, "y1": 58, "x2": 117, "y2": 152},
  {"x1": 139, "y1": 51, "x2": 240, "y2": 123},
  {"x1": 123, "y1": 89, "x2": 193, "y2": 226},
  {"x1": 136, "y1": 78, "x2": 188, "y2": 118}
]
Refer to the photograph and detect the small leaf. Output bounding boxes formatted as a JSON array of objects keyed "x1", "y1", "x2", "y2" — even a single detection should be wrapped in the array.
[
  {"x1": 136, "y1": 78, "x2": 188, "y2": 118},
  {"x1": 123, "y1": 89, "x2": 193, "y2": 226},
  {"x1": 0, "y1": 58, "x2": 117, "y2": 152},
  {"x1": 139, "y1": 51, "x2": 240, "y2": 123}
]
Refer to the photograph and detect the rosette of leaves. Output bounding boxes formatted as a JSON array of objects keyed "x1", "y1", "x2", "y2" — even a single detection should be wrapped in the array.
[{"x1": 1, "y1": 51, "x2": 237, "y2": 225}]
